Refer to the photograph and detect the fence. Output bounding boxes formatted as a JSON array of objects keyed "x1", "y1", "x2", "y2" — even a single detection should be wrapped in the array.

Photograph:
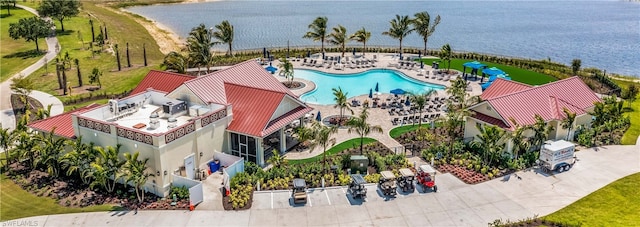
[{"x1": 172, "y1": 174, "x2": 204, "y2": 206}]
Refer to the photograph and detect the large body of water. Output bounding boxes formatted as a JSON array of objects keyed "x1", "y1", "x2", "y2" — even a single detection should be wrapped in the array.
[{"x1": 128, "y1": 1, "x2": 640, "y2": 77}]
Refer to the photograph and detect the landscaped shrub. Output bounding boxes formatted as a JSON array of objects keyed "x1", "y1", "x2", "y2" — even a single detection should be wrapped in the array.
[
  {"x1": 169, "y1": 185, "x2": 189, "y2": 200},
  {"x1": 229, "y1": 184, "x2": 252, "y2": 209},
  {"x1": 364, "y1": 173, "x2": 380, "y2": 183}
]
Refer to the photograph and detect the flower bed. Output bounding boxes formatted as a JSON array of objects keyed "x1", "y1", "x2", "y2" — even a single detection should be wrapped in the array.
[{"x1": 437, "y1": 164, "x2": 489, "y2": 184}]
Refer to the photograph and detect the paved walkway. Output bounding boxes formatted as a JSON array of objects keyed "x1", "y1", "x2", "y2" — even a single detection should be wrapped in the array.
[
  {"x1": 0, "y1": 5, "x2": 63, "y2": 131},
  {"x1": 276, "y1": 53, "x2": 482, "y2": 160},
  {"x1": 6, "y1": 142, "x2": 638, "y2": 226}
]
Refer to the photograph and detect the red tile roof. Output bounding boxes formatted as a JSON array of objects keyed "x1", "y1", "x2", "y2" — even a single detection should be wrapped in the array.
[
  {"x1": 224, "y1": 84, "x2": 287, "y2": 137},
  {"x1": 184, "y1": 60, "x2": 298, "y2": 105},
  {"x1": 482, "y1": 77, "x2": 600, "y2": 129},
  {"x1": 129, "y1": 70, "x2": 195, "y2": 96},
  {"x1": 28, "y1": 104, "x2": 101, "y2": 139},
  {"x1": 480, "y1": 79, "x2": 532, "y2": 100}
]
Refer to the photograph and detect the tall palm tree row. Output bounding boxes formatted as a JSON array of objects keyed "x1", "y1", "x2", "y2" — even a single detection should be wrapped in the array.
[
  {"x1": 349, "y1": 27, "x2": 371, "y2": 56},
  {"x1": 213, "y1": 20, "x2": 234, "y2": 56},
  {"x1": 382, "y1": 15, "x2": 414, "y2": 57},
  {"x1": 346, "y1": 107, "x2": 383, "y2": 154},
  {"x1": 332, "y1": 87, "x2": 353, "y2": 124},
  {"x1": 328, "y1": 25, "x2": 348, "y2": 57},
  {"x1": 303, "y1": 17, "x2": 329, "y2": 53},
  {"x1": 412, "y1": 11, "x2": 441, "y2": 53}
]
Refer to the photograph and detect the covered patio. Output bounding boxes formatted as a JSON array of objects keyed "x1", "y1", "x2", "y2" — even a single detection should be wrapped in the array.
[{"x1": 462, "y1": 61, "x2": 487, "y2": 81}]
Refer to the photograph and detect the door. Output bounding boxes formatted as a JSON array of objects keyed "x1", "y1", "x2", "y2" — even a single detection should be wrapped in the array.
[{"x1": 184, "y1": 154, "x2": 195, "y2": 179}]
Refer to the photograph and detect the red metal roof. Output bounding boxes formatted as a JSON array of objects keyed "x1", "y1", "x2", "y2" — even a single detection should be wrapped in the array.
[
  {"x1": 483, "y1": 77, "x2": 600, "y2": 129},
  {"x1": 184, "y1": 60, "x2": 298, "y2": 105},
  {"x1": 129, "y1": 70, "x2": 195, "y2": 96},
  {"x1": 28, "y1": 104, "x2": 101, "y2": 139},
  {"x1": 263, "y1": 106, "x2": 314, "y2": 136},
  {"x1": 469, "y1": 110, "x2": 510, "y2": 129},
  {"x1": 480, "y1": 79, "x2": 532, "y2": 100},
  {"x1": 224, "y1": 84, "x2": 286, "y2": 137}
]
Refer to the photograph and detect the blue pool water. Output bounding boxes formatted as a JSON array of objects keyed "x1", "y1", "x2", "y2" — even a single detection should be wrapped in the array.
[{"x1": 297, "y1": 69, "x2": 444, "y2": 105}]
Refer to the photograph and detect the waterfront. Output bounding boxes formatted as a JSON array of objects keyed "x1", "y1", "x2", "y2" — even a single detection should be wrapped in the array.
[{"x1": 127, "y1": 0, "x2": 640, "y2": 77}]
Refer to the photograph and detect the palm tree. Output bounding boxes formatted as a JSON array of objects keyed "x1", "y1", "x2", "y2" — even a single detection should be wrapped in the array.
[
  {"x1": 213, "y1": 20, "x2": 234, "y2": 56},
  {"x1": 571, "y1": 59, "x2": 581, "y2": 75},
  {"x1": 35, "y1": 130, "x2": 66, "y2": 177},
  {"x1": 14, "y1": 129, "x2": 36, "y2": 170},
  {"x1": 35, "y1": 104, "x2": 52, "y2": 121},
  {"x1": 446, "y1": 77, "x2": 468, "y2": 109},
  {"x1": 278, "y1": 58, "x2": 294, "y2": 86},
  {"x1": 303, "y1": 17, "x2": 328, "y2": 53},
  {"x1": 267, "y1": 149, "x2": 287, "y2": 168},
  {"x1": 308, "y1": 121, "x2": 338, "y2": 174},
  {"x1": 531, "y1": 114, "x2": 552, "y2": 150},
  {"x1": 332, "y1": 87, "x2": 353, "y2": 124},
  {"x1": 350, "y1": 27, "x2": 371, "y2": 56},
  {"x1": 92, "y1": 145, "x2": 126, "y2": 193},
  {"x1": 162, "y1": 51, "x2": 190, "y2": 74},
  {"x1": 561, "y1": 108, "x2": 577, "y2": 141},
  {"x1": 412, "y1": 11, "x2": 441, "y2": 53},
  {"x1": 382, "y1": 15, "x2": 414, "y2": 57},
  {"x1": 124, "y1": 151, "x2": 153, "y2": 203},
  {"x1": 62, "y1": 138, "x2": 95, "y2": 186},
  {"x1": 0, "y1": 127, "x2": 15, "y2": 167},
  {"x1": 346, "y1": 107, "x2": 383, "y2": 154},
  {"x1": 439, "y1": 44, "x2": 452, "y2": 72},
  {"x1": 294, "y1": 126, "x2": 314, "y2": 149},
  {"x1": 408, "y1": 90, "x2": 436, "y2": 126},
  {"x1": 328, "y1": 25, "x2": 348, "y2": 57},
  {"x1": 186, "y1": 24, "x2": 215, "y2": 72},
  {"x1": 473, "y1": 124, "x2": 507, "y2": 167},
  {"x1": 509, "y1": 118, "x2": 531, "y2": 159}
]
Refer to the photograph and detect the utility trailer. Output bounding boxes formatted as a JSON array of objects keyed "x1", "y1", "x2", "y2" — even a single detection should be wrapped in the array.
[{"x1": 538, "y1": 140, "x2": 576, "y2": 173}]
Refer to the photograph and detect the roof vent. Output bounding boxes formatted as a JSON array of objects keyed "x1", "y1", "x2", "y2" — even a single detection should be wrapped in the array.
[
  {"x1": 167, "y1": 117, "x2": 177, "y2": 129},
  {"x1": 148, "y1": 112, "x2": 160, "y2": 130}
]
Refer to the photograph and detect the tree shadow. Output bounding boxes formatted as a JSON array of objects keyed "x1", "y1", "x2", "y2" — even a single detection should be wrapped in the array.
[
  {"x1": 55, "y1": 29, "x2": 75, "y2": 36},
  {"x1": 0, "y1": 14, "x2": 10, "y2": 19},
  {"x1": 2, "y1": 50, "x2": 45, "y2": 59}
]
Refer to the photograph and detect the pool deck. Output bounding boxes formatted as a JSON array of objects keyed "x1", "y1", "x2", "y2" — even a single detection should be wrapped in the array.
[{"x1": 271, "y1": 53, "x2": 483, "y2": 160}]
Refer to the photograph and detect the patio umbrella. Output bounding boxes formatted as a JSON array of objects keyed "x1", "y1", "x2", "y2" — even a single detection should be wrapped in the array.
[
  {"x1": 405, "y1": 99, "x2": 411, "y2": 106},
  {"x1": 390, "y1": 88, "x2": 406, "y2": 95},
  {"x1": 353, "y1": 48, "x2": 356, "y2": 56},
  {"x1": 307, "y1": 51, "x2": 311, "y2": 58},
  {"x1": 316, "y1": 111, "x2": 322, "y2": 121},
  {"x1": 369, "y1": 89, "x2": 373, "y2": 98},
  {"x1": 263, "y1": 47, "x2": 266, "y2": 58},
  {"x1": 322, "y1": 52, "x2": 325, "y2": 59},
  {"x1": 420, "y1": 61, "x2": 424, "y2": 69},
  {"x1": 375, "y1": 83, "x2": 379, "y2": 92},
  {"x1": 418, "y1": 51, "x2": 421, "y2": 58}
]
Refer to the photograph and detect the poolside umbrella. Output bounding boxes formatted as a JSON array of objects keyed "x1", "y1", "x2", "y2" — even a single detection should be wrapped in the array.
[
  {"x1": 375, "y1": 83, "x2": 379, "y2": 92},
  {"x1": 307, "y1": 51, "x2": 311, "y2": 58},
  {"x1": 390, "y1": 88, "x2": 406, "y2": 95},
  {"x1": 420, "y1": 61, "x2": 424, "y2": 69},
  {"x1": 263, "y1": 47, "x2": 266, "y2": 58},
  {"x1": 369, "y1": 89, "x2": 373, "y2": 98},
  {"x1": 322, "y1": 52, "x2": 325, "y2": 59},
  {"x1": 316, "y1": 111, "x2": 322, "y2": 122},
  {"x1": 418, "y1": 51, "x2": 421, "y2": 58},
  {"x1": 353, "y1": 48, "x2": 356, "y2": 56},
  {"x1": 405, "y1": 99, "x2": 411, "y2": 106}
]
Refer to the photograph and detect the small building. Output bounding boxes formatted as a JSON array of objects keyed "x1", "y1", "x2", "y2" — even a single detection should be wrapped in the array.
[
  {"x1": 464, "y1": 77, "x2": 602, "y2": 153},
  {"x1": 28, "y1": 60, "x2": 312, "y2": 197}
]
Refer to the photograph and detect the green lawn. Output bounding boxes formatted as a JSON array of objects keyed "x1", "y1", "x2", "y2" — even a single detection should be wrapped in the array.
[
  {"x1": 544, "y1": 173, "x2": 640, "y2": 226},
  {"x1": 420, "y1": 58, "x2": 557, "y2": 85},
  {"x1": 613, "y1": 79, "x2": 640, "y2": 145},
  {"x1": 64, "y1": 98, "x2": 109, "y2": 112},
  {"x1": 25, "y1": 2, "x2": 165, "y2": 103},
  {"x1": 389, "y1": 124, "x2": 423, "y2": 138},
  {"x1": 1, "y1": 6, "x2": 47, "y2": 82},
  {"x1": 287, "y1": 138, "x2": 376, "y2": 164},
  {"x1": 0, "y1": 174, "x2": 120, "y2": 221}
]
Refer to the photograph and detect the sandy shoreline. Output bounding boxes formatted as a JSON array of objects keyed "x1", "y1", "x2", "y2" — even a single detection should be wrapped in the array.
[{"x1": 117, "y1": 6, "x2": 185, "y2": 54}]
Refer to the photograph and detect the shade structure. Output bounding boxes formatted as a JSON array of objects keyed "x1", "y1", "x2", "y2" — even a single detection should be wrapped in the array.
[
  {"x1": 265, "y1": 65, "x2": 277, "y2": 73},
  {"x1": 322, "y1": 52, "x2": 325, "y2": 59},
  {"x1": 462, "y1": 61, "x2": 487, "y2": 70},
  {"x1": 390, "y1": 88, "x2": 406, "y2": 95},
  {"x1": 316, "y1": 111, "x2": 322, "y2": 121},
  {"x1": 482, "y1": 67, "x2": 506, "y2": 77},
  {"x1": 369, "y1": 89, "x2": 373, "y2": 98},
  {"x1": 405, "y1": 99, "x2": 411, "y2": 106},
  {"x1": 420, "y1": 61, "x2": 424, "y2": 69},
  {"x1": 418, "y1": 51, "x2": 422, "y2": 58},
  {"x1": 263, "y1": 47, "x2": 266, "y2": 58},
  {"x1": 353, "y1": 48, "x2": 356, "y2": 55},
  {"x1": 375, "y1": 83, "x2": 379, "y2": 92},
  {"x1": 307, "y1": 51, "x2": 311, "y2": 58}
]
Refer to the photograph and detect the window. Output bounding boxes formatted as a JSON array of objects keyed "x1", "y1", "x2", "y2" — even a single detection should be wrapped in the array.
[{"x1": 230, "y1": 133, "x2": 258, "y2": 163}]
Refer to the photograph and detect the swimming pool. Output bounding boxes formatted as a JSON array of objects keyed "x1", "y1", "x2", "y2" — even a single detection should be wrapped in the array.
[{"x1": 297, "y1": 69, "x2": 445, "y2": 105}]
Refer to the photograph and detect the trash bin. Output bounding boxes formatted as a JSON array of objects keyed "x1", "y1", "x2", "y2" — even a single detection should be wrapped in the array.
[{"x1": 209, "y1": 160, "x2": 220, "y2": 173}]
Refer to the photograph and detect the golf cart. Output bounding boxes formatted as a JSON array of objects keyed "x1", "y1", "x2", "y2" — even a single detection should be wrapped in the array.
[
  {"x1": 347, "y1": 174, "x2": 367, "y2": 199},
  {"x1": 416, "y1": 164, "x2": 437, "y2": 192},
  {"x1": 378, "y1": 170, "x2": 397, "y2": 197},
  {"x1": 397, "y1": 168, "x2": 415, "y2": 192},
  {"x1": 292, "y1": 178, "x2": 307, "y2": 204}
]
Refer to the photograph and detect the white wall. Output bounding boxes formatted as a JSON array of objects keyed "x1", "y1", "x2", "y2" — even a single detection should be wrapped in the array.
[{"x1": 270, "y1": 96, "x2": 300, "y2": 121}]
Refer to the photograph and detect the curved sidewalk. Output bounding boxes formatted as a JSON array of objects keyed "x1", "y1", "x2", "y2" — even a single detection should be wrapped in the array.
[
  {"x1": 0, "y1": 5, "x2": 63, "y2": 130},
  {"x1": 6, "y1": 142, "x2": 639, "y2": 226}
]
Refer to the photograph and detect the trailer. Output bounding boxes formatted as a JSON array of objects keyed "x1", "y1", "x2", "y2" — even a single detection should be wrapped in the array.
[{"x1": 538, "y1": 140, "x2": 576, "y2": 173}]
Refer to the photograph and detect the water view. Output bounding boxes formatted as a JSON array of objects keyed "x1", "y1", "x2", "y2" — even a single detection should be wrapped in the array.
[{"x1": 127, "y1": 1, "x2": 640, "y2": 77}]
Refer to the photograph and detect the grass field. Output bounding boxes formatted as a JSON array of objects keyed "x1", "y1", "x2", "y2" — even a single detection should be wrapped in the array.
[
  {"x1": 613, "y1": 79, "x2": 640, "y2": 145},
  {"x1": 420, "y1": 58, "x2": 557, "y2": 85},
  {"x1": 287, "y1": 138, "x2": 376, "y2": 164},
  {"x1": 544, "y1": 173, "x2": 640, "y2": 226},
  {"x1": 0, "y1": 6, "x2": 47, "y2": 82},
  {"x1": 0, "y1": 175, "x2": 120, "y2": 221},
  {"x1": 25, "y1": 2, "x2": 164, "y2": 104}
]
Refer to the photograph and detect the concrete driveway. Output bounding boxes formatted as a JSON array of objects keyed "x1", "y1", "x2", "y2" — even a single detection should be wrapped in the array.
[{"x1": 4, "y1": 143, "x2": 639, "y2": 226}]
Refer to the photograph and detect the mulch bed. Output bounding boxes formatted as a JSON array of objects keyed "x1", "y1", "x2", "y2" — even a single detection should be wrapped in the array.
[
  {"x1": 283, "y1": 81, "x2": 304, "y2": 89},
  {"x1": 436, "y1": 164, "x2": 490, "y2": 184},
  {"x1": 222, "y1": 193, "x2": 253, "y2": 211},
  {"x1": 394, "y1": 127, "x2": 449, "y2": 152},
  {"x1": 10, "y1": 94, "x2": 44, "y2": 123}
]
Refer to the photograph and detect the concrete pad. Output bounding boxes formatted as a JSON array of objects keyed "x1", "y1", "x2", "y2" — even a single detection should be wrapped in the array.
[
  {"x1": 325, "y1": 187, "x2": 351, "y2": 206},
  {"x1": 339, "y1": 220, "x2": 374, "y2": 226},
  {"x1": 306, "y1": 206, "x2": 339, "y2": 226},
  {"x1": 424, "y1": 210, "x2": 456, "y2": 226},
  {"x1": 365, "y1": 201, "x2": 402, "y2": 220},
  {"x1": 248, "y1": 209, "x2": 279, "y2": 226},
  {"x1": 187, "y1": 211, "x2": 222, "y2": 226},
  {"x1": 416, "y1": 194, "x2": 445, "y2": 212},
  {"x1": 436, "y1": 173, "x2": 468, "y2": 190},
  {"x1": 452, "y1": 186, "x2": 489, "y2": 207},
  {"x1": 219, "y1": 210, "x2": 250, "y2": 226},
  {"x1": 276, "y1": 207, "x2": 307, "y2": 226},
  {"x1": 435, "y1": 191, "x2": 468, "y2": 211},
  {"x1": 491, "y1": 200, "x2": 533, "y2": 221},
  {"x1": 251, "y1": 192, "x2": 274, "y2": 210},
  {"x1": 148, "y1": 210, "x2": 192, "y2": 226},
  {"x1": 334, "y1": 205, "x2": 371, "y2": 224},
  {"x1": 395, "y1": 197, "x2": 423, "y2": 216},
  {"x1": 403, "y1": 213, "x2": 432, "y2": 227},
  {"x1": 470, "y1": 203, "x2": 509, "y2": 225},
  {"x1": 81, "y1": 212, "x2": 118, "y2": 226},
  {"x1": 371, "y1": 217, "x2": 408, "y2": 226},
  {"x1": 114, "y1": 211, "x2": 158, "y2": 226},
  {"x1": 307, "y1": 189, "x2": 331, "y2": 207},
  {"x1": 363, "y1": 185, "x2": 384, "y2": 203},
  {"x1": 447, "y1": 208, "x2": 486, "y2": 226},
  {"x1": 272, "y1": 191, "x2": 293, "y2": 209},
  {"x1": 40, "y1": 213, "x2": 86, "y2": 226}
]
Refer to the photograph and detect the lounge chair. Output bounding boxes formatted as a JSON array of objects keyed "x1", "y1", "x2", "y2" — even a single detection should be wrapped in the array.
[
  {"x1": 392, "y1": 117, "x2": 399, "y2": 125},
  {"x1": 417, "y1": 73, "x2": 424, "y2": 77},
  {"x1": 402, "y1": 116, "x2": 408, "y2": 124}
]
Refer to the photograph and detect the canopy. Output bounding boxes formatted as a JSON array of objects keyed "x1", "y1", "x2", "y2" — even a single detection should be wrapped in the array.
[
  {"x1": 463, "y1": 61, "x2": 487, "y2": 70},
  {"x1": 487, "y1": 74, "x2": 511, "y2": 82},
  {"x1": 482, "y1": 67, "x2": 506, "y2": 77},
  {"x1": 390, "y1": 88, "x2": 406, "y2": 95},
  {"x1": 265, "y1": 65, "x2": 277, "y2": 73}
]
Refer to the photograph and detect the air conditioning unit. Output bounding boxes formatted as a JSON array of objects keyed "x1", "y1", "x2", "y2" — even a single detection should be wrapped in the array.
[{"x1": 148, "y1": 112, "x2": 160, "y2": 130}]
